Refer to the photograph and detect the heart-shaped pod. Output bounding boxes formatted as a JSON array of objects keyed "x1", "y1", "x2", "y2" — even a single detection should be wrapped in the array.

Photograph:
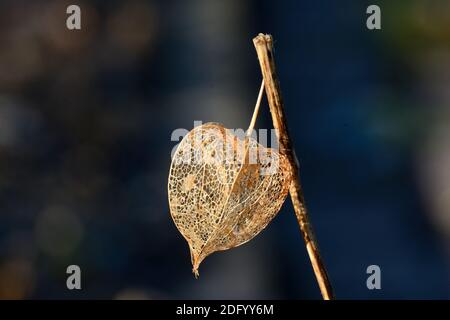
[{"x1": 168, "y1": 123, "x2": 291, "y2": 276}]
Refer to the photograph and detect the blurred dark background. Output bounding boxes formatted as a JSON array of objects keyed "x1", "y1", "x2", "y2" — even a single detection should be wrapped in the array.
[{"x1": 0, "y1": 0, "x2": 449, "y2": 299}]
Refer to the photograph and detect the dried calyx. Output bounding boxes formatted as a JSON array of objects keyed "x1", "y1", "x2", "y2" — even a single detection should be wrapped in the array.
[{"x1": 168, "y1": 81, "x2": 292, "y2": 276}]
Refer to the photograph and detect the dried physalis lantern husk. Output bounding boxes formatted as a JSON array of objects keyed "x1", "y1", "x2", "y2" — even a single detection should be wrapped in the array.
[{"x1": 168, "y1": 122, "x2": 291, "y2": 277}]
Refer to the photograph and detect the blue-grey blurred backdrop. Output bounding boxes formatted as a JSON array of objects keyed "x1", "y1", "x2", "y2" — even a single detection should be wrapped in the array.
[{"x1": 0, "y1": 0, "x2": 449, "y2": 299}]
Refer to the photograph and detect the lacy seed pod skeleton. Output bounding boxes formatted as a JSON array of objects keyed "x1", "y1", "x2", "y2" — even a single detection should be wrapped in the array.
[{"x1": 168, "y1": 122, "x2": 291, "y2": 276}]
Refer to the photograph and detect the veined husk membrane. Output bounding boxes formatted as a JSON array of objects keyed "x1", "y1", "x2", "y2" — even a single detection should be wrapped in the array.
[{"x1": 168, "y1": 123, "x2": 291, "y2": 276}]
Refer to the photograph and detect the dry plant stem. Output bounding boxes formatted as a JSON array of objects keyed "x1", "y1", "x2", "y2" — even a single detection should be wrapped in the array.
[
  {"x1": 253, "y1": 33, "x2": 334, "y2": 300},
  {"x1": 247, "y1": 79, "x2": 265, "y2": 136}
]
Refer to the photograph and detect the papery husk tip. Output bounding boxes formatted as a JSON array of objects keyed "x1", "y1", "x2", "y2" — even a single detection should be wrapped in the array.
[{"x1": 190, "y1": 249, "x2": 203, "y2": 279}]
